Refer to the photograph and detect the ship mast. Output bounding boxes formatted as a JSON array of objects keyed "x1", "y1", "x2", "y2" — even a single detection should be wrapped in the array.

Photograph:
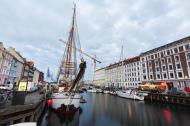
[{"x1": 56, "y1": 4, "x2": 78, "y2": 84}]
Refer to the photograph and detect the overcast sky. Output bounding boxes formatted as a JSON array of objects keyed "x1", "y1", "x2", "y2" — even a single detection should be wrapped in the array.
[{"x1": 0, "y1": 0, "x2": 190, "y2": 80}]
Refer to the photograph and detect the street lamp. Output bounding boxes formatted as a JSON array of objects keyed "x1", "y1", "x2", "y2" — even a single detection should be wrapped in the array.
[{"x1": 184, "y1": 76, "x2": 188, "y2": 87}]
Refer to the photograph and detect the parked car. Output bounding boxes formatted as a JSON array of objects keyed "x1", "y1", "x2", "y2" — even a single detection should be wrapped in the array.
[{"x1": 184, "y1": 87, "x2": 190, "y2": 94}]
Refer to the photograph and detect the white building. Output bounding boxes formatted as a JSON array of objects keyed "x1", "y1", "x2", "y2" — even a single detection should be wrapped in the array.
[
  {"x1": 105, "y1": 61, "x2": 124, "y2": 88},
  {"x1": 123, "y1": 56, "x2": 141, "y2": 88},
  {"x1": 93, "y1": 67, "x2": 106, "y2": 87},
  {"x1": 105, "y1": 56, "x2": 142, "y2": 89}
]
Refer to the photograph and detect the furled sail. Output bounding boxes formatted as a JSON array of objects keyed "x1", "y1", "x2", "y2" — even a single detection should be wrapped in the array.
[
  {"x1": 56, "y1": 4, "x2": 85, "y2": 92},
  {"x1": 69, "y1": 61, "x2": 86, "y2": 92}
]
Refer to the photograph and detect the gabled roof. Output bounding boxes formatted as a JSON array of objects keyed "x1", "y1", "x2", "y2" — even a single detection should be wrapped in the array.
[{"x1": 7, "y1": 47, "x2": 25, "y2": 63}]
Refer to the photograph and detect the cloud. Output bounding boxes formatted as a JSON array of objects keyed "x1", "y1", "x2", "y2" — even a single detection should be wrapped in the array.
[{"x1": 0, "y1": 0, "x2": 190, "y2": 80}]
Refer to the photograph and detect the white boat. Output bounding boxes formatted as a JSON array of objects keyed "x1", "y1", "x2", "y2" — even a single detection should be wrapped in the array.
[
  {"x1": 87, "y1": 88, "x2": 96, "y2": 93},
  {"x1": 116, "y1": 89, "x2": 145, "y2": 101},
  {"x1": 96, "y1": 88, "x2": 103, "y2": 93},
  {"x1": 109, "y1": 91, "x2": 117, "y2": 95},
  {"x1": 103, "y1": 90, "x2": 109, "y2": 94}
]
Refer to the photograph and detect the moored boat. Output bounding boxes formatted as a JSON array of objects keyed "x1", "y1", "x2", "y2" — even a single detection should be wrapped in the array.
[
  {"x1": 51, "y1": 92, "x2": 81, "y2": 114},
  {"x1": 87, "y1": 87, "x2": 96, "y2": 93},
  {"x1": 103, "y1": 90, "x2": 109, "y2": 94},
  {"x1": 96, "y1": 88, "x2": 103, "y2": 93},
  {"x1": 109, "y1": 91, "x2": 117, "y2": 95},
  {"x1": 103, "y1": 87, "x2": 110, "y2": 94},
  {"x1": 116, "y1": 88, "x2": 145, "y2": 101},
  {"x1": 50, "y1": 4, "x2": 87, "y2": 115}
]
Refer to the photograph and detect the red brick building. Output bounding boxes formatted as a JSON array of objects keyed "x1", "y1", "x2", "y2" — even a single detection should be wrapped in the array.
[{"x1": 140, "y1": 36, "x2": 190, "y2": 89}]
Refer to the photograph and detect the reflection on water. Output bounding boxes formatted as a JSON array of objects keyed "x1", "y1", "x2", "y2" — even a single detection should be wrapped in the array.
[
  {"x1": 40, "y1": 108, "x2": 82, "y2": 126},
  {"x1": 40, "y1": 93, "x2": 190, "y2": 126}
]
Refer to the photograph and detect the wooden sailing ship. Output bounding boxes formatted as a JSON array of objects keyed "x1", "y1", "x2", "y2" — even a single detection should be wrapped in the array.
[
  {"x1": 49, "y1": 4, "x2": 101, "y2": 115},
  {"x1": 50, "y1": 4, "x2": 86, "y2": 115}
]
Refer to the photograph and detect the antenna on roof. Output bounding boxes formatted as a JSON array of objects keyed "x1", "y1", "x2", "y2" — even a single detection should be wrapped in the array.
[{"x1": 119, "y1": 45, "x2": 124, "y2": 61}]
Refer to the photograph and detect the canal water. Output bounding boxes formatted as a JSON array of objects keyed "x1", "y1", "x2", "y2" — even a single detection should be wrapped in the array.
[{"x1": 40, "y1": 92, "x2": 190, "y2": 126}]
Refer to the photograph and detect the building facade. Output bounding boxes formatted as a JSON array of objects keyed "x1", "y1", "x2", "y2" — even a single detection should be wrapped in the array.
[
  {"x1": 7, "y1": 47, "x2": 25, "y2": 84},
  {"x1": 33, "y1": 68, "x2": 40, "y2": 83},
  {"x1": 140, "y1": 36, "x2": 190, "y2": 89},
  {"x1": 105, "y1": 56, "x2": 142, "y2": 89},
  {"x1": 0, "y1": 43, "x2": 13, "y2": 85},
  {"x1": 21, "y1": 61, "x2": 35, "y2": 82},
  {"x1": 39, "y1": 71, "x2": 44, "y2": 83},
  {"x1": 105, "y1": 61, "x2": 124, "y2": 88},
  {"x1": 93, "y1": 67, "x2": 106, "y2": 87},
  {"x1": 123, "y1": 56, "x2": 141, "y2": 88},
  {"x1": 8, "y1": 58, "x2": 18, "y2": 84}
]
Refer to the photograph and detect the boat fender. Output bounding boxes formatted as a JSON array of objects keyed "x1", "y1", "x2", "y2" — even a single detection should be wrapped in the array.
[{"x1": 47, "y1": 99, "x2": 53, "y2": 106}]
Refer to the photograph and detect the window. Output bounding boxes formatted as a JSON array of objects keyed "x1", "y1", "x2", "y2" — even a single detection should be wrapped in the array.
[
  {"x1": 149, "y1": 68, "x2": 152, "y2": 72},
  {"x1": 161, "y1": 52, "x2": 164, "y2": 58},
  {"x1": 161, "y1": 59, "x2": 165, "y2": 64},
  {"x1": 186, "y1": 53, "x2": 190, "y2": 60},
  {"x1": 169, "y1": 65, "x2": 173, "y2": 70},
  {"x1": 157, "y1": 74, "x2": 160, "y2": 79},
  {"x1": 149, "y1": 61, "x2": 152, "y2": 66},
  {"x1": 162, "y1": 66, "x2": 166, "y2": 71},
  {"x1": 185, "y1": 44, "x2": 190, "y2": 51},
  {"x1": 174, "y1": 48, "x2": 178, "y2": 53},
  {"x1": 142, "y1": 63, "x2": 145, "y2": 67},
  {"x1": 150, "y1": 75, "x2": 153, "y2": 79},
  {"x1": 170, "y1": 73, "x2": 174, "y2": 78},
  {"x1": 178, "y1": 72, "x2": 183, "y2": 78},
  {"x1": 188, "y1": 62, "x2": 190, "y2": 68},
  {"x1": 142, "y1": 58, "x2": 144, "y2": 62},
  {"x1": 143, "y1": 69, "x2": 146, "y2": 73},
  {"x1": 167, "y1": 57, "x2": 171, "y2": 63},
  {"x1": 170, "y1": 49, "x2": 173, "y2": 54},
  {"x1": 151, "y1": 55, "x2": 154, "y2": 59},
  {"x1": 175, "y1": 55, "x2": 180, "y2": 62},
  {"x1": 176, "y1": 64, "x2": 181, "y2": 69},
  {"x1": 163, "y1": 73, "x2": 167, "y2": 79},
  {"x1": 155, "y1": 54, "x2": 157, "y2": 58},
  {"x1": 167, "y1": 50, "x2": 170, "y2": 55},
  {"x1": 156, "y1": 67, "x2": 160, "y2": 72},
  {"x1": 143, "y1": 75, "x2": 147, "y2": 80},
  {"x1": 155, "y1": 60, "x2": 159, "y2": 66}
]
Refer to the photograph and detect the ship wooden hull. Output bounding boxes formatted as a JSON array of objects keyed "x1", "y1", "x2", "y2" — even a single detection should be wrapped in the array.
[{"x1": 51, "y1": 93, "x2": 81, "y2": 115}]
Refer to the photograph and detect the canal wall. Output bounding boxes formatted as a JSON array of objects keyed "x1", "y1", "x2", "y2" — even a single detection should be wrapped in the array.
[
  {"x1": 0, "y1": 100, "x2": 45, "y2": 125},
  {"x1": 0, "y1": 90, "x2": 46, "y2": 126},
  {"x1": 145, "y1": 93, "x2": 190, "y2": 106}
]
